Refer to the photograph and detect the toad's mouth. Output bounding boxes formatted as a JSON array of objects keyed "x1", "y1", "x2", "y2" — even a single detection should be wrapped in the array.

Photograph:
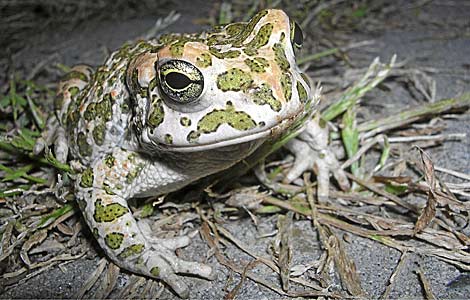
[{"x1": 162, "y1": 107, "x2": 306, "y2": 153}]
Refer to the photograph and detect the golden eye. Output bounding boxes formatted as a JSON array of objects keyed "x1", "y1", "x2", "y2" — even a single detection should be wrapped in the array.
[
  {"x1": 158, "y1": 60, "x2": 204, "y2": 103},
  {"x1": 290, "y1": 20, "x2": 304, "y2": 49}
]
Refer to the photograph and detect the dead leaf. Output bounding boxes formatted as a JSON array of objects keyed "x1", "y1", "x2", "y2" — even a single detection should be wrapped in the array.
[
  {"x1": 29, "y1": 238, "x2": 65, "y2": 254},
  {"x1": 417, "y1": 267, "x2": 437, "y2": 300},
  {"x1": 414, "y1": 147, "x2": 437, "y2": 234},
  {"x1": 277, "y1": 212, "x2": 293, "y2": 291},
  {"x1": 20, "y1": 229, "x2": 48, "y2": 266}
]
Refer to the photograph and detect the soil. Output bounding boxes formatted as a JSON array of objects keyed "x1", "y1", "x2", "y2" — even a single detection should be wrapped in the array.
[{"x1": 1, "y1": 1, "x2": 469, "y2": 299}]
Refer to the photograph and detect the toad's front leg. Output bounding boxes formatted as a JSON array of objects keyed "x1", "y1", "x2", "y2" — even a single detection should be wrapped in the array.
[
  {"x1": 76, "y1": 149, "x2": 213, "y2": 298},
  {"x1": 285, "y1": 115, "x2": 350, "y2": 201}
]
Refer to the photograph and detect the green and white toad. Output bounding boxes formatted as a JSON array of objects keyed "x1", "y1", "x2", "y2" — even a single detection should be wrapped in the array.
[{"x1": 34, "y1": 9, "x2": 338, "y2": 298}]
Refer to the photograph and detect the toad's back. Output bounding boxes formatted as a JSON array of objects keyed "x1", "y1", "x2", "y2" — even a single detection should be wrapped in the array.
[{"x1": 55, "y1": 9, "x2": 310, "y2": 165}]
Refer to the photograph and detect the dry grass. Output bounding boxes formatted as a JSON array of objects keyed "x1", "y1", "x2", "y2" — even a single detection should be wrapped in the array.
[{"x1": 1, "y1": 0, "x2": 469, "y2": 298}]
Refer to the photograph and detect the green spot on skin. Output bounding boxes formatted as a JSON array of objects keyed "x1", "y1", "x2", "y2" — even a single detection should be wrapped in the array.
[
  {"x1": 94, "y1": 68, "x2": 108, "y2": 85},
  {"x1": 93, "y1": 122, "x2": 106, "y2": 145},
  {"x1": 245, "y1": 23, "x2": 273, "y2": 50},
  {"x1": 113, "y1": 43, "x2": 131, "y2": 61},
  {"x1": 66, "y1": 104, "x2": 80, "y2": 126},
  {"x1": 118, "y1": 244, "x2": 145, "y2": 259},
  {"x1": 164, "y1": 134, "x2": 173, "y2": 144},
  {"x1": 68, "y1": 86, "x2": 80, "y2": 97},
  {"x1": 106, "y1": 75, "x2": 116, "y2": 88},
  {"x1": 217, "y1": 68, "x2": 253, "y2": 92},
  {"x1": 126, "y1": 164, "x2": 144, "y2": 184},
  {"x1": 133, "y1": 41, "x2": 156, "y2": 52},
  {"x1": 150, "y1": 266, "x2": 160, "y2": 277},
  {"x1": 232, "y1": 10, "x2": 268, "y2": 47},
  {"x1": 225, "y1": 22, "x2": 246, "y2": 37},
  {"x1": 131, "y1": 68, "x2": 147, "y2": 98},
  {"x1": 94, "y1": 199, "x2": 128, "y2": 222},
  {"x1": 147, "y1": 96, "x2": 164, "y2": 128},
  {"x1": 187, "y1": 131, "x2": 200, "y2": 143},
  {"x1": 280, "y1": 72, "x2": 293, "y2": 102},
  {"x1": 196, "y1": 52, "x2": 212, "y2": 68},
  {"x1": 105, "y1": 232, "x2": 124, "y2": 250},
  {"x1": 84, "y1": 94, "x2": 113, "y2": 122},
  {"x1": 96, "y1": 94, "x2": 113, "y2": 121},
  {"x1": 209, "y1": 47, "x2": 241, "y2": 59},
  {"x1": 84, "y1": 103, "x2": 96, "y2": 121},
  {"x1": 297, "y1": 81, "x2": 308, "y2": 103},
  {"x1": 61, "y1": 70, "x2": 89, "y2": 82},
  {"x1": 120, "y1": 100, "x2": 130, "y2": 114},
  {"x1": 206, "y1": 34, "x2": 223, "y2": 46},
  {"x1": 242, "y1": 47, "x2": 258, "y2": 56},
  {"x1": 92, "y1": 228, "x2": 99, "y2": 239},
  {"x1": 127, "y1": 152, "x2": 135, "y2": 162},
  {"x1": 80, "y1": 167, "x2": 94, "y2": 188},
  {"x1": 197, "y1": 102, "x2": 256, "y2": 134},
  {"x1": 244, "y1": 57, "x2": 269, "y2": 73},
  {"x1": 103, "y1": 182, "x2": 116, "y2": 195},
  {"x1": 180, "y1": 117, "x2": 191, "y2": 127},
  {"x1": 77, "y1": 132, "x2": 92, "y2": 157},
  {"x1": 273, "y1": 42, "x2": 290, "y2": 71},
  {"x1": 253, "y1": 83, "x2": 282, "y2": 112},
  {"x1": 104, "y1": 154, "x2": 116, "y2": 168},
  {"x1": 169, "y1": 42, "x2": 184, "y2": 57},
  {"x1": 148, "y1": 77, "x2": 157, "y2": 91},
  {"x1": 169, "y1": 37, "x2": 194, "y2": 57},
  {"x1": 54, "y1": 93, "x2": 64, "y2": 110},
  {"x1": 158, "y1": 33, "x2": 180, "y2": 45}
]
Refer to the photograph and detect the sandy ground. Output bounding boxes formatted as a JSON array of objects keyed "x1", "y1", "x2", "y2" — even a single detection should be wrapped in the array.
[{"x1": 1, "y1": 1, "x2": 469, "y2": 299}]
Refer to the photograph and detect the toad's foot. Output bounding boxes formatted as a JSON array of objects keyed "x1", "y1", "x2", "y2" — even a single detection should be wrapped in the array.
[
  {"x1": 136, "y1": 236, "x2": 214, "y2": 298},
  {"x1": 33, "y1": 116, "x2": 69, "y2": 163},
  {"x1": 137, "y1": 221, "x2": 216, "y2": 297},
  {"x1": 79, "y1": 187, "x2": 214, "y2": 298},
  {"x1": 285, "y1": 115, "x2": 350, "y2": 201}
]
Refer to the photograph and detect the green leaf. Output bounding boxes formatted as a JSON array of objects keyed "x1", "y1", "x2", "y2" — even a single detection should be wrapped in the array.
[
  {"x1": 341, "y1": 107, "x2": 359, "y2": 174},
  {"x1": 139, "y1": 203, "x2": 154, "y2": 218},
  {"x1": 377, "y1": 136, "x2": 390, "y2": 171},
  {"x1": 385, "y1": 184, "x2": 408, "y2": 195},
  {"x1": 218, "y1": 2, "x2": 233, "y2": 24},
  {"x1": 322, "y1": 56, "x2": 396, "y2": 122},
  {"x1": 44, "y1": 148, "x2": 73, "y2": 173},
  {"x1": 0, "y1": 163, "x2": 47, "y2": 184},
  {"x1": 38, "y1": 204, "x2": 75, "y2": 228},
  {"x1": 257, "y1": 205, "x2": 282, "y2": 214},
  {"x1": 352, "y1": 6, "x2": 367, "y2": 18}
]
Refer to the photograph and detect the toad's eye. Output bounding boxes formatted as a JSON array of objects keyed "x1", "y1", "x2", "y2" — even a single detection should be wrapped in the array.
[
  {"x1": 158, "y1": 60, "x2": 204, "y2": 103},
  {"x1": 290, "y1": 20, "x2": 303, "y2": 49}
]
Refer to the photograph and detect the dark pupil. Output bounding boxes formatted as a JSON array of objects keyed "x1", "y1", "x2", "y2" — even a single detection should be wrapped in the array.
[
  {"x1": 165, "y1": 72, "x2": 191, "y2": 89},
  {"x1": 293, "y1": 22, "x2": 303, "y2": 46}
]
